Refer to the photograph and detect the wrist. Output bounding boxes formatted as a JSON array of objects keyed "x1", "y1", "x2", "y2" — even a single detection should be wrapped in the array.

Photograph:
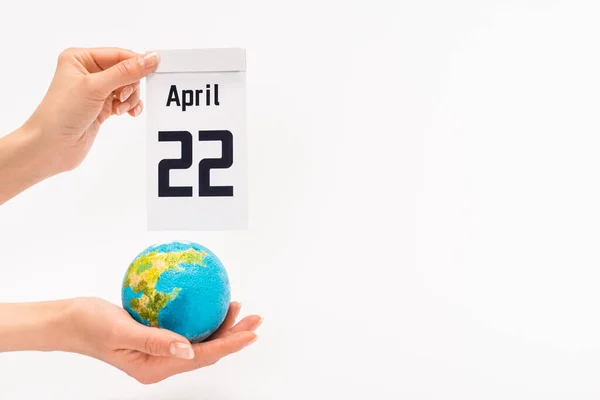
[
  {"x1": 56, "y1": 297, "x2": 104, "y2": 358},
  {"x1": 18, "y1": 121, "x2": 66, "y2": 177},
  {"x1": 46, "y1": 298, "x2": 82, "y2": 354},
  {"x1": 0, "y1": 125, "x2": 61, "y2": 204},
  {"x1": 0, "y1": 299, "x2": 77, "y2": 353}
]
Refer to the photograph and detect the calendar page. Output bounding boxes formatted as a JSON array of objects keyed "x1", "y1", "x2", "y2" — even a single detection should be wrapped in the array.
[{"x1": 145, "y1": 49, "x2": 247, "y2": 231}]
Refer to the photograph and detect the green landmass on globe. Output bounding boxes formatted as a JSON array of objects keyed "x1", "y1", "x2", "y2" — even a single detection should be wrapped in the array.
[{"x1": 122, "y1": 248, "x2": 208, "y2": 327}]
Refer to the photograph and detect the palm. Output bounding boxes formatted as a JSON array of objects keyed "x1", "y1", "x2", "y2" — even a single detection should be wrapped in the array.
[{"x1": 83, "y1": 299, "x2": 260, "y2": 384}]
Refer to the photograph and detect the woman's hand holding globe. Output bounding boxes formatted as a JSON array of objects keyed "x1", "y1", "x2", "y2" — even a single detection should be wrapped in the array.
[
  {"x1": 0, "y1": 298, "x2": 260, "y2": 384},
  {"x1": 69, "y1": 298, "x2": 261, "y2": 384}
]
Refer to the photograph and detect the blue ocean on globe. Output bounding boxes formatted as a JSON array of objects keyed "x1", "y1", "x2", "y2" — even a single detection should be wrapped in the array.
[{"x1": 121, "y1": 241, "x2": 231, "y2": 342}]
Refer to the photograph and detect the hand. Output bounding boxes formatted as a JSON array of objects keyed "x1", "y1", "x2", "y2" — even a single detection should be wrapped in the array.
[
  {"x1": 24, "y1": 47, "x2": 160, "y2": 174},
  {"x1": 0, "y1": 47, "x2": 159, "y2": 204},
  {"x1": 68, "y1": 298, "x2": 261, "y2": 384}
]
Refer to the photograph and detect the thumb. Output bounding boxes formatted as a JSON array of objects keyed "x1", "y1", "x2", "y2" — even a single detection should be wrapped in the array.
[
  {"x1": 92, "y1": 52, "x2": 160, "y2": 96},
  {"x1": 123, "y1": 323, "x2": 194, "y2": 360}
]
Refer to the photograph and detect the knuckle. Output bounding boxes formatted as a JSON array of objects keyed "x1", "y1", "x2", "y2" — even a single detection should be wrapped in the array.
[
  {"x1": 128, "y1": 93, "x2": 140, "y2": 105},
  {"x1": 117, "y1": 59, "x2": 140, "y2": 77},
  {"x1": 82, "y1": 75, "x2": 107, "y2": 101},
  {"x1": 81, "y1": 73, "x2": 96, "y2": 90},
  {"x1": 144, "y1": 336, "x2": 161, "y2": 355},
  {"x1": 58, "y1": 47, "x2": 78, "y2": 62},
  {"x1": 196, "y1": 351, "x2": 217, "y2": 367}
]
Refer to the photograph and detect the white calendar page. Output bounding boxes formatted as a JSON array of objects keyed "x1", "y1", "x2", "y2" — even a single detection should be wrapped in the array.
[{"x1": 145, "y1": 49, "x2": 247, "y2": 231}]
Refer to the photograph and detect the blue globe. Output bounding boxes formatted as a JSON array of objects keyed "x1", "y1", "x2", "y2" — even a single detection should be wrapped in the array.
[{"x1": 121, "y1": 241, "x2": 231, "y2": 342}]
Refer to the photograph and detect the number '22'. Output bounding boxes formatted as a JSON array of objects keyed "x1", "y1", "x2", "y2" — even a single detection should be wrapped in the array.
[{"x1": 158, "y1": 130, "x2": 233, "y2": 197}]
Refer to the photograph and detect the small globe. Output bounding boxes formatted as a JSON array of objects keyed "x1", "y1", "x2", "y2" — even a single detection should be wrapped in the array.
[{"x1": 121, "y1": 241, "x2": 231, "y2": 342}]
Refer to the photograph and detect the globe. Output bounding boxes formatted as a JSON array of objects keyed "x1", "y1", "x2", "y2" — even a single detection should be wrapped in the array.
[{"x1": 121, "y1": 241, "x2": 231, "y2": 342}]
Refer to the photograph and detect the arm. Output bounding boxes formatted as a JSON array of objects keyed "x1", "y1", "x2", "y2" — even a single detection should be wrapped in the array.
[
  {"x1": 0, "y1": 299, "x2": 74, "y2": 353},
  {"x1": 0, "y1": 126, "x2": 55, "y2": 205}
]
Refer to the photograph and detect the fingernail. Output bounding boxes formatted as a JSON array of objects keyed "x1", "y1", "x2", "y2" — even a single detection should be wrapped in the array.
[
  {"x1": 120, "y1": 85, "x2": 134, "y2": 102},
  {"x1": 142, "y1": 52, "x2": 160, "y2": 69},
  {"x1": 255, "y1": 317, "x2": 263, "y2": 329},
  {"x1": 116, "y1": 103, "x2": 128, "y2": 115},
  {"x1": 170, "y1": 342, "x2": 194, "y2": 360},
  {"x1": 133, "y1": 104, "x2": 142, "y2": 117}
]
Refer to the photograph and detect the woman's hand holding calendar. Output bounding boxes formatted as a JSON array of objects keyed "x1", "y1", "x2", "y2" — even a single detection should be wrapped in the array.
[{"x1": 0, "y1": 48, "x2": 158, "y2": 204}]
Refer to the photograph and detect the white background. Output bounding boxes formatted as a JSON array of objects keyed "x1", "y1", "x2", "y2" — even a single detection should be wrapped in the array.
[{"x1": 1, "y1": 0, "x2": 600, "y2": 399}]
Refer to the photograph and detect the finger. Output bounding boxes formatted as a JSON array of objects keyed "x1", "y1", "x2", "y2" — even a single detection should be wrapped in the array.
[
  {"x1": 208, "y1": 302, "x2": 242, "y2": 340},
  {"x1": 128, "y1": 100, "x2": 144, "y2": 117},
  {"x1": 113, "y1": 85, "x2": 140, "y2": 116},
  {"x1": 112, "y1": 99, "x2": 123, "y2": 116},
  {"x1": 220, "y1": 315, "x2": 263, "y2": 338},
  {"x1": 119, "y1": 322, "x2": 195, "y2": 360},
  {"x1": 156, "y1": 331, "x2": 256, "y2": 381},
  {"x1": 116, "y1": 81, "x2": 140, "y2": 103},
  {"x1": 84, "y1": 47, "x2": 142, "y2": 70},
  {"x1": 193, "y1": 331, "x2": 257, "y2": 366},
  {"x1": 96, "y1": 95, "x2": 115, "y2": 125},
  {"x1": 113, "y1": 88, "x2": 140, "y2": 115},
  {"x1": 91, "y1": 52, "x2": 160, "y2": 97},
  {"x1": 164, "y1": 331, "x2": 257, "y2": 375}
]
